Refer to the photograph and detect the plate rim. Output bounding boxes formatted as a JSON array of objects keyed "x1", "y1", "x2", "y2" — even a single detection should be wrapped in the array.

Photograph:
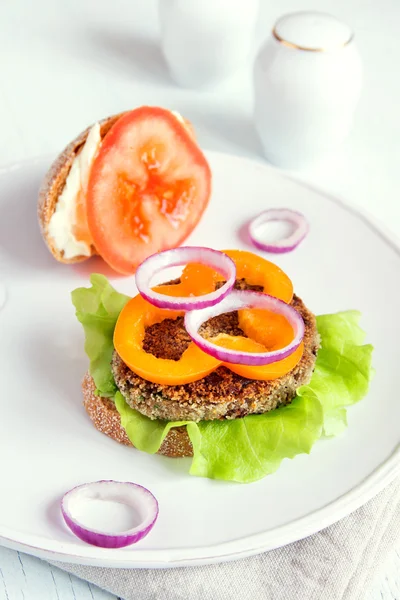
[
  {"x1": 0, "y1": 153, "x2": 399, "y2": 568},
  {"x1": 0, "y1": 443, "x2": 399, "y2": 568}
]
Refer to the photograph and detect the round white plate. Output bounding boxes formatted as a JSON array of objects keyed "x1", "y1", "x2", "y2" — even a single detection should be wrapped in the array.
[{"x1": 0, "y1": 154, "x2": 399, "y2": 568}]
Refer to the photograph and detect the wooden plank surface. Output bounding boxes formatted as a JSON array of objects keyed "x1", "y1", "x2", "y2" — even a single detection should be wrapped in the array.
[{"x1": 0, "y1": 545, "x2": 399, "y2": 599}]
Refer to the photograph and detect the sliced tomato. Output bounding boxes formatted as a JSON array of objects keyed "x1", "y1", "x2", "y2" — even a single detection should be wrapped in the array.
[{"x1": 86, "y1": 107, "x2": 211, "y2": 274}]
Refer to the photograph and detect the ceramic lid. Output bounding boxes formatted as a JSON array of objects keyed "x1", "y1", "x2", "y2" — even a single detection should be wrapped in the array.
[{"x1": 273, "y1": 11, "x2": 353, "y2": 51}]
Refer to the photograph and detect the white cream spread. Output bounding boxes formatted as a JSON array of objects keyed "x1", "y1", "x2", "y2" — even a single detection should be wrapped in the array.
[{"x1": 48, "y1": 123, "x2": 102, "y2": 259}]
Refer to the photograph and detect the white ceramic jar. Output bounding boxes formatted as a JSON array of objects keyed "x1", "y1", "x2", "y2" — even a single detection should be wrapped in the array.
[
  {"x1": 159, "y1": 0, "x2": 260, "y2": 88},
  {"x1": 254, "y1": 12, "x2": 363, "y2": 168}
]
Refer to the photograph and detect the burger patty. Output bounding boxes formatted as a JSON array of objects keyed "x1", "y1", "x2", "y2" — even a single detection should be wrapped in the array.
[{"x1": 112, "y1": 293, "x2": 320, "y2": 422}]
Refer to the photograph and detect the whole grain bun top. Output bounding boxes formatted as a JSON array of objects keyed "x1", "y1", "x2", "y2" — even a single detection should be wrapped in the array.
[{"x1": 37, "y1": 112, "x2": 125, "y2": 264}]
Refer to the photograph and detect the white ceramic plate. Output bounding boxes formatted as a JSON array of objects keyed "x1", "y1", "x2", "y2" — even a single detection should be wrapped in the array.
[{"x1": 0, "y1": 153, "x2": 399, "y2": 568}]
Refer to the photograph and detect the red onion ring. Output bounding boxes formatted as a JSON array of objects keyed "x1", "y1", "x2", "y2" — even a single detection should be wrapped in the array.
[
  {"x1": 61, "y1": 480, "x2": 159, "y2": 548},
  {"x1": 135, "y1": 246, "x2": 236, "y2": 310},
  {"x1": 248, "y1": 209, "x2": 309, "y2": 253},
  {"x1": 184, "y1": 290, "x2": 304, "y2": 365}
]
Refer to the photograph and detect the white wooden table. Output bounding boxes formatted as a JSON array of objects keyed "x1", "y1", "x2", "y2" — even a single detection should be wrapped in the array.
[
  {"x1": 0, "y1": 546, "x2": 399, "y2": 599},
  {"x1": 0, "y1": 0, "x2": 399, "y2": 598}
]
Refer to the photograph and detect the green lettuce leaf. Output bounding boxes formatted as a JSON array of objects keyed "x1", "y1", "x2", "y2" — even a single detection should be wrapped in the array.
[
  {"x1": 72, "y1": 277, "x2": 373, "y2": 483},
  {"x1": 71, "y1": 274, "x2": 129, "y2": 397},
  {"x1": 115, "y1": 392, "x2": 194, "y2": 454},
  {"x1": 189, "y1": 391, "x2": 322, "y2": 481},
  {"x1": 302, "y1": 312, "x2": 374, "y2": 436},
  {"x1": 115, "y1": 390, "x2": 323, "y2": 482}
]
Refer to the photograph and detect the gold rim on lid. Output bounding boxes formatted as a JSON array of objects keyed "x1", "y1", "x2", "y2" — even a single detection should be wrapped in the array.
[{"x1": 272, "y1": 16, "x2": 354, "y2": 53}]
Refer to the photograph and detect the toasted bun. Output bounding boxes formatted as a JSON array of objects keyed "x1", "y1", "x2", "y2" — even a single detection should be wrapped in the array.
[
  {"x1": 82, "y1": 371, "x2": 193, "y2": 458},
  {"x1": 38, "y1": 112, "x2": 126, "y2": 264}
]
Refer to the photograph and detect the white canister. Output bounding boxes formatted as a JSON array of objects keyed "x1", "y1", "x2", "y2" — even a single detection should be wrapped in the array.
[
  {"x1": 159, "y1": 0, "x2": 259, "y2": 88},
  {"x1": 254, "y1": 12, "x2": 363, "y2": 168}
]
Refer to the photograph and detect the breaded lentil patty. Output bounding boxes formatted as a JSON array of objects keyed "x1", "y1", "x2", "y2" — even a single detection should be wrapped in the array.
[{"x1": 112, "y1": 288, "x2": 319, "y2": 422}]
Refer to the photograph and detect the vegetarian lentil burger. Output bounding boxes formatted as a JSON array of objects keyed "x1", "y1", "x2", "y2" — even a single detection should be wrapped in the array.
[
  {"x1": 73, "y1": 247, "x2": 373, "y2": 483},
  {"x1": 111, "y1": 293, "x2": 319, "y2": 424}
]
